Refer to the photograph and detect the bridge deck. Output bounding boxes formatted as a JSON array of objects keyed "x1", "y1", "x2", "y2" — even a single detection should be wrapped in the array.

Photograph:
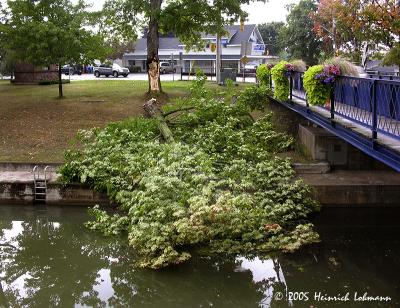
[
  {"x1": 291, "y1": 94, "x2": 400, "y2": 155},
  {"x1": 275, "y1": 74, "x2": 400, "y2": 171}
]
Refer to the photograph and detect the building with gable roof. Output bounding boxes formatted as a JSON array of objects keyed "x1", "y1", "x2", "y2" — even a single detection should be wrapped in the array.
[{"x1": 123, "y1": 24, "x2": 278, "y2": 73}]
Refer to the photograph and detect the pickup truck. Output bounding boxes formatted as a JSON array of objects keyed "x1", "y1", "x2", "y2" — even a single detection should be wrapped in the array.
[{"x1": 93, "y1": 63, "x2": 129, "y2": 78}]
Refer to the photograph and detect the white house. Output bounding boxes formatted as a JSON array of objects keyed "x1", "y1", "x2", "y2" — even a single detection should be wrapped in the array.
[{"x1": 123, "y1": 24, "x2": 278, "y2": 73}]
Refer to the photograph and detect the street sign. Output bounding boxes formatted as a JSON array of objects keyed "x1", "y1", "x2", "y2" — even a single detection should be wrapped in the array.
[
  {"x1": 240, "y1": 56, "x2": 249, "y2": 64},
  {"x1": 252, "y1": 43, "x2": 265, "y2": 55},
  {"x1": 210, "y1": 43, "x2": 216, "y2": 53}
]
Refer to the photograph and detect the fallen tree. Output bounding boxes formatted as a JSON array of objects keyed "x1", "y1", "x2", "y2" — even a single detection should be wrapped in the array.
[{"x1": 60, "y1": 77, "x2": 320, "y2": 269}]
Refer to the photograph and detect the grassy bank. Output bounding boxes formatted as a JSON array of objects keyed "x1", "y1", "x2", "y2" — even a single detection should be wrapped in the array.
[{"x1": 0, "y1": 80, "x2": 194, "y2": 162}]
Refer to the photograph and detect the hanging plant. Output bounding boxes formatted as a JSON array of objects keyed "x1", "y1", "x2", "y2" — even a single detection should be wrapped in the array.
[
  {"x1": 303, "y1": 64, "x2": 340, "y2": 106},
  {"x1": 256, "y1": 63, "x2": 274, "y2": 87},
  {"x1": 271, "y1": 61, "x2": 295, "y2": 101}
]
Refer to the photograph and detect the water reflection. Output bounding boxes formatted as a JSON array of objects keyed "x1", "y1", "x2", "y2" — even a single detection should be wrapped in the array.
[{"x1": 0, "y1": 206, "x2": 399, "y2": 308}]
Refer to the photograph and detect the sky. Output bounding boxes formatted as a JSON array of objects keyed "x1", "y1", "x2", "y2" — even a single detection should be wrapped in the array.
[
  {"x1": 83, "y1": 0, "x2": 300, "y2": 24},
  {"x1": 1, "y1": 0, "x2": 300, "y2": 24}
]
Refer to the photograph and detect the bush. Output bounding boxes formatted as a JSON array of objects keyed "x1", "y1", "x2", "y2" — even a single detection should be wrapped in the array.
[
  {"x1": 129, "y1": 65, "x2": 141, "y2": 73},
  {"x1": 303, "y1": 65, "x2": 332, "y2": 106},
  {"x1": 38, "y1": 79, "x2": 70, "y2": 85},
  {"x1": 271, "y1": 61, "x2": 293, "y2": 101}
]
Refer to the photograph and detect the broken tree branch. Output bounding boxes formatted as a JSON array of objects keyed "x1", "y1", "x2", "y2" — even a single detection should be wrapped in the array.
[
  {"x1": 143, "y1": 98, "x2": 175, "y2": 143},
  {"x1": 162, "y1": 106, "x2": 195, "y2": 117}
]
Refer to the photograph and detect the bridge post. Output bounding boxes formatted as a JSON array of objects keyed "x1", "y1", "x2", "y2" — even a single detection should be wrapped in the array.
[
  {"x1": 372, "y1": 79, "x2": 378, "y2": 139},
  {"x1": 330, "y1": 86, "x2": 335, "y2": 120},
  {"x1": 289, "y1": 75, "x2": 293, "y2": 101}
]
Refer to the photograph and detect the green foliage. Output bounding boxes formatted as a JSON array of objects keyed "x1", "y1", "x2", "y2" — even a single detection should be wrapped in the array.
[
  {"x1": 102, "y1": 0, "x2": 262, "y2": 52},
  {"x1": 2, "y1": 0, "x2": 109, "y2": 96},
  {"x1": 303, "y1": 65, "x2": 331, "y2": 106},
  {"x1": 61, "y1": 79, "x2": 319, "y2": 269},
  {"x1": 271, "y1": 61, "x2": 290, "y2": 101},
  {"x1": 3, "y1": 0, "x2": 108, "y2": 67},
  {"x1": 256, "y1": 64, "x2": 272, "y2": 87},
  {"x1": 237, "y1": 85, "x2": 272, "y2": 112},
  {"x1": 312, "y1": 0, "x2": 399, "y2": 62},
  {"x1": 383, "y1": 43, "x2": 400, "y2": 69},
  {"x1": 258, "y1": 22, "x2": 285, "y2": 56},
  {"x1": 279, "y1": 0, "x2": 321, "y2": 65}
]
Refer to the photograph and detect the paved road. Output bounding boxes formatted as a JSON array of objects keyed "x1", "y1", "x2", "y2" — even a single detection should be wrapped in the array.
[{"x1": 67, "y1": 73, "x2": 256, "y2": 83}]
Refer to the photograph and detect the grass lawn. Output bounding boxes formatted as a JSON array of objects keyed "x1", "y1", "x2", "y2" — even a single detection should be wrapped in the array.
[
  {"x1": 0, "y1": 80, "x2": 196, "y2": 162},
  {"x1": 0, "y1": 79, "x2": 309, "y2": 163}
]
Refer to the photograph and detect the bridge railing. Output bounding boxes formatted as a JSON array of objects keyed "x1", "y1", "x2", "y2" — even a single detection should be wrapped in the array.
[{"x1": 288, "y1": 72, "x2": 400, "y2": 140}]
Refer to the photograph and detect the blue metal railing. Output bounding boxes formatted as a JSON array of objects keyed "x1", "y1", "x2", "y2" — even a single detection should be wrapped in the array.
[
  {"x1": 289, "y1": 72, "x2": 400, "y2": 140},
  {"x1": 368, "y1": 74, "x2": 400, "y2": 82}
]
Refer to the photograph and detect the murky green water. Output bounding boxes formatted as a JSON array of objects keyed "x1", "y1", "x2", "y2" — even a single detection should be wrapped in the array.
[{"x1": 0, "y1": 205, "x2": 399, "y2": 308}]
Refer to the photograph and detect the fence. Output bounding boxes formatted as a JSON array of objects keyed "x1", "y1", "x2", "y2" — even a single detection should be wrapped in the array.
[
  {"x1": 288, "y1": 72, "x2": 400, "y2": 140},
  {"x1": 180, "y1": 67, "x2": 257, "y2": 79}
]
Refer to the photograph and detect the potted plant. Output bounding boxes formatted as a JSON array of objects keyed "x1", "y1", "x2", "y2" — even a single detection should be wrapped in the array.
[
  {"x1": 271, "y1": 61, "x2": 295, "y2": 101},
  {"x1": 256, "y1": 63, "x2": 275, "y2": 87},
  {"x1": 303, "y1": 64, "x2": 340, "y2": 106}
]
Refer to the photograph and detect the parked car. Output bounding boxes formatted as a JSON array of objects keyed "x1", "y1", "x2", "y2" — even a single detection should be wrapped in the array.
[
  {"x1": 159, "y1": 62, "x2": 176, "y2": 74},
  {"x1": 93, "y1": 63, "x2": 129, "y2": 78},
  {"x1": 61, "y1": 64, "x2": 82, "y2": 75}
]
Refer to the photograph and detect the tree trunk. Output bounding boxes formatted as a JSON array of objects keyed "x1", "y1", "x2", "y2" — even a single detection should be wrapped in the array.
[
  {"x1": 58, "y1": 63, "x2": 63, "y2": 98},
  {"x1": 147, "y1": 0, "x2": 162, "y2": 93}
]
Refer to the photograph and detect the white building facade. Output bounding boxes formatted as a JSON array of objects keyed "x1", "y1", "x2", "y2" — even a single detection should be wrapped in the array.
[{"x1": 123, "y1": 24, "x2": 278, "y2": 73}]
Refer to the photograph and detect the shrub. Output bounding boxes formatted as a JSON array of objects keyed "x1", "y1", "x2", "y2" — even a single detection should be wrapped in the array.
[
  {"x1": 38, "y1": 79, "x2": 70, "y2": 85},
  {"x1": 129, "y1": 65, "x2": 141, "y2": 73},
  {"x1": 271, "y1": 61, "x2": 296, "y2": 101}
]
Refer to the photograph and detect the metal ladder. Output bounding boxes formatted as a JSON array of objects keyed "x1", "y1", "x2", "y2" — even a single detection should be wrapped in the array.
[{"x1": 33, "y1": 165, "x2": 50, "y2": 203}]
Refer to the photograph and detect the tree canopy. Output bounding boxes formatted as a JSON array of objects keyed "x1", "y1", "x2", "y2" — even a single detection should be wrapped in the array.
[
  {"x1": 383, "y1": 42, "x2": 400, "y2": 70},
  {"x1": 1, "y1": 0, "x2": 109, "y2": 97},
  {"x1": 258, "y1": 22, "x2": 285, "y2": 56},
  {"x1": 312, "y1": 0, "x2": 399, "y2": 63},
  {"x1": 101, "y1": 0, "x2": 266, "y2": 92},
  {"x1": 279, "y1": 0, "x2": 322, "y2": 65}
]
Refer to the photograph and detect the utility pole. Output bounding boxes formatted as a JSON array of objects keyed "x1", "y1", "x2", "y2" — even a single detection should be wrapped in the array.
[
  {"x1": 216, "y1": 33, "x2": 221, "y2": 84},
  {"x1": 332, "y1": 17, "x2": 337, "y2": 54}
]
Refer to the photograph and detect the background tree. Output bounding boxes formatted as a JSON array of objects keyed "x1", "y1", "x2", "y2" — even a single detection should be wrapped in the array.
[
  {"x1": 106, "y1": 39, "x2": 136, "y2": 60},
  {"x1": 101, "y1": 0, "x2": 264, "y2": 93},
  {"x1": 258, "y1": 22, "x2": 284, "y2": 56},
  {"x1": 2, "y1": 0, "x2": 109, "y2": 98},
  {"x1": 279, "y1": 0, "x2": 322, "y2": 65},
  {"x1": 383, "y1": 43, "x2": 400, "y2": 71},
  {"x1": 312, "y1": 0, "x2": 399, "y2": 64}
]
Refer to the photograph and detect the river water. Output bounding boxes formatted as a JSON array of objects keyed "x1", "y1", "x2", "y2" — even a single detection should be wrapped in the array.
[{"x1": 0, "y1": 205, "x2": 399, "y2": 308}]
